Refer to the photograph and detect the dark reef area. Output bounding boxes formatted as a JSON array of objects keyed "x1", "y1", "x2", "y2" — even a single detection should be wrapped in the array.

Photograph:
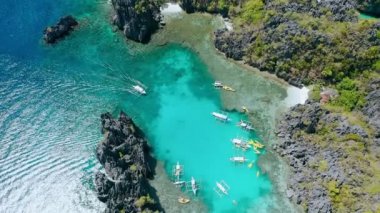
[
  {"x1": 95, "y1": 112, "x2": 162, "y2": 213},
  {"x1": 43, "y1": 15, "x2": 78, "y2": 44}
]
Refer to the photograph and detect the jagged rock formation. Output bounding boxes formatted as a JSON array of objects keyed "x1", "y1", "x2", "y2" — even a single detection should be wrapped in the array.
[
  {"x1": 43, "y1": 15, "x2": 78, "y2": 43},
  {"x1": 214, "y1": 6, "x2": 380, "y2": 87},
  {"x1": 95, "y1": 112, "x2": 162, "y2": 212},
  {"x1": 362, "y1": 79, "x2": 380, "y2": 143},
  {"x1": 111, "y1": 0, "x2": 161, "y2": 43},
  {"x1": 274, "y1": 98, "x2": 380, "y2": 212}
]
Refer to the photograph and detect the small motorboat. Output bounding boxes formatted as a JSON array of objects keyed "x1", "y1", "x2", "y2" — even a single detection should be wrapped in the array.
[
  {"x1": 230, "y1": 156, "x2": 248, "y2": 163},
  {"x1": 222, "y1": 85, "x2": 236, "y2": 92},
  {"x1": 178, "y1": 196, "x2": 190, "y2": 204},
  {"x1": 213, "y1": 81, "x2": 223, "y2": 88},
  {"x1": 212, "y1": 112, "x2": 229, "y2": 122},
  {"x1": 133, "y1": 85, "x2": 146, "y2": 95},
  {"x1": 214, "y1": 180, "x2": 230, "y2": 197}
]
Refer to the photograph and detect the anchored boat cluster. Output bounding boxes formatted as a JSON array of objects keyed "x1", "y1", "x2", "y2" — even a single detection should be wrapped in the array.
[
  {"x1": 210, "y1": 81, "x2": 265, "y2": 163},
  {"x1": 172, "y1": 81, "x2": 266, "y2": 204},
  {"x1": 171, "y1": 161, "x2": 200, "y2": 204}
]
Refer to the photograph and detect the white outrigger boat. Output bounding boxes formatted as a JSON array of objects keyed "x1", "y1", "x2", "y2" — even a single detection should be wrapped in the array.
[
  {"x1": 173, "y1": 161, "x2": 183, "y2": 177},
  {"x1": 212, "y1": 112, "x2": 229, "y2": 122},
  {"x1": 132, "y1": 85, "x2": 146, "y2": 95},
  {"x1": 189, "y1": 177, "x2": 198, "y2": 195},
  {"x1": 230, "y1": 156, "x2": 248, "y2": 163},
  {"x1": 214, "y1": 180, "x2": 230, "y2": 197},
  {"x1": 231, "y1": 138, "x2": 251, "y2": 150},
  {"x1": 213, "y1": 81, "x2": 223, "y2": 88},
  {"x1": 172, "y1": 161, "x2": 185, "y2": 187},
  {"x1": 237, "y1": 120, "x2": 255, "y2": 131}
]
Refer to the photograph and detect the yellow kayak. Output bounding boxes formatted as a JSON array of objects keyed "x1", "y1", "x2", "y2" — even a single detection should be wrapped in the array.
[
  {"x1": 222, "y1": 85, "x2": 236, "y2": 92},
  {"x1": 248, "y1": 140, "x2": 264, "y2": 149},
  {"x1": 256, "y1": 171, "x2": 260, "y2": 177},
  {"x1": 248, "y1": 161, "x2": 254, "y2": 168},
  {"x1": 178, "y1": 196, "x2": 190, "y2": 204}
]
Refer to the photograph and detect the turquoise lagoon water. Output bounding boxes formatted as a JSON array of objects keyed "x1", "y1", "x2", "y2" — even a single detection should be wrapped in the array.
[{"x1": 0, "y1": 0, "x2": 281, "y2": 212}]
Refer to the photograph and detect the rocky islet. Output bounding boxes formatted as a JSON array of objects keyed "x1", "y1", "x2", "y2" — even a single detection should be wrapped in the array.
[
  {"x1": 43, "y1": 15, "x2": 78, "y2": 43},
  {"x1": 95, "y1": 112, "x2": 162, "y2": 213}
]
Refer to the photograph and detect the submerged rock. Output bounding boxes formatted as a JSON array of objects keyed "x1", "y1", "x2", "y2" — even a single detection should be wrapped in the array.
[
  {"x1": 95, "y1": 112, "x2": 162, "y2": 212},
  {"x1": 43, "y1": 15, "x2": 78, "y2": 43},
  {"x1": 111, "y1": 0, "x2": 161, "y2": 43}
]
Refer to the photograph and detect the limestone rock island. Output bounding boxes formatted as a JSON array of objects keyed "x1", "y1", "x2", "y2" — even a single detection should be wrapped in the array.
[
  {"x1": 43, "y1": 15, "x2": 78, "y2": 43},
  {"x1": 95, "y1": 112, "x2": 162, "y2": 212},
  {"x1": 111, "y1": 0, "x2": 161, "y2": 43}
]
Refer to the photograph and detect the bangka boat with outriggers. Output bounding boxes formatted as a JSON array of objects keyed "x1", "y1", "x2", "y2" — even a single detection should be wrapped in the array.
[
  {"x1": 214, "y1": 180, "x2": 230, "y2": 197},
  {"x1": 172, "y1": 161, "x2": 184, "y2": 178},
  {"x1": 186, "y1": 177, "x2": 199, "y2": 196},
  {"x1": 237, "y1": 120, "x2": 255, "y2": 131},
  {"x1": 172, "y1": 161, "x2": 185, "y2": 187},
  {"x1": 212, "y1": 111, "x2": 230, "y2": 122},
  {"x1": 213, "y1": 81, "x2": 223, "y2": 88},
  {"x1": 231, "y1": 138, "x2": 251, "y2": 150},
  {"x1": 230, "y1": 156, "x2": 248, "y2": 163}
]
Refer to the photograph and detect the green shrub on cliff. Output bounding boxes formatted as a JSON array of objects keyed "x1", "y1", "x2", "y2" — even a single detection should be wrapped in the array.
[
  {"x1": 332, "y1": 78, "x2": 366, "y2": 111},
  {"x1": 240, "y1": 0, "x2": 264, "y2": 23}
]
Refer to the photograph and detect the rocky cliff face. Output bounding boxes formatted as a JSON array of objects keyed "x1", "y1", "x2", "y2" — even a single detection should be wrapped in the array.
[
  {"x1": 111, "y1": 0, "x2": 161, "y2": 43},
  {"x1": 362, "y1": 79, "x2": 380, "y2": 143},
  {"x1": 213, "y1": 0, "x2": 380, "y2": 88},
  {"x1": 95, "y1": 112, "x2": 162, "y2": 212},
  {"x1": 43, "y1": 16, "x2": 78, "y2": 43},
  {"x1": 274, "y1": 96, "x2": 380, "y2": 212}
]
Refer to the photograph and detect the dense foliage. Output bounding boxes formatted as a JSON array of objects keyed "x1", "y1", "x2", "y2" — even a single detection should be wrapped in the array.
[
  {"x1": 214, "y1": 0, "x2": 380, "y2": 111},
  {"x1": 180, "y1": 0, "x2": 237, "y2": 15},
  {"x1": 357, "y1": 0, "x2": 380, "y2": 16}
]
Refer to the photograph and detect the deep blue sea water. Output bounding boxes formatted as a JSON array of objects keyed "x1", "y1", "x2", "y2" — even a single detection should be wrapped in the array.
[{"x1": 0, "y1": 0, "x2": 283, "y2": 212}]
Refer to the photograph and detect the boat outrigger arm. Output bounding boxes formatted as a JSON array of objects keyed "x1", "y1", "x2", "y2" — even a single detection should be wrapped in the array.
[
  {"x1": 214, "y1": 180, "x2": 230, "y2": 197},
  {"x1": 213, "y1": 81, "x2": 223, "y2": 87}
]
